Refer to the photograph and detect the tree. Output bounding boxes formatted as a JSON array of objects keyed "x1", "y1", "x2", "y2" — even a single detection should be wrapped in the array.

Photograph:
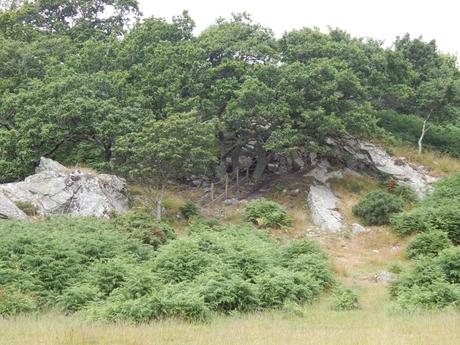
[
  {"x1": 0, "y1": 0, "x2": 140, "y2": 41},
  {"x1": 224, "y1": 76, "x2": 289, "y2": 182},
  {"x1": 415, "y1": 77, "x2": 460, "y2": 153},
  {"x1": 114, "y1": 112, "x2": 218, "y2": 219}
]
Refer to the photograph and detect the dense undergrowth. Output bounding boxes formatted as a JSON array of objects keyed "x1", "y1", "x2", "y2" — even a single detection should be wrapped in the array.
[
  {"x1": 389, "y1": 174, "x2": 460, "y2": 310},
  {"x1": 391, "y1": 174, "x2": 460, "y2": 243},
  {"x1": 390, "y1": 247, "x2": 460, "y2": 310},
  {"x1": 0, "y1": 215, "x2": 335, "y2": 322}
]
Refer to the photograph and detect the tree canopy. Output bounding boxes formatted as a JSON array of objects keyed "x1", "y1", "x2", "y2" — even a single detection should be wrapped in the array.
[{"x1": 0, "y1": 2, "x2": 459, "y2": 183}]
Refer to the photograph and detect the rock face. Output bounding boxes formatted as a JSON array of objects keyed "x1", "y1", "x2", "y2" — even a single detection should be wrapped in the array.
[
  {"x1": 358, "y1": 142, "x2": 437, "y2": 196},
  {"x1": 0, "y1": 192, "x2": 27, "y2": 220},
  {"x1": 304, "y1": 137, "x2": 437, "y2": 232},
  {"x1": 307, "y1": 184, "x2": 343, "y2": 233},
  {"x1": 305, "y1": 160, "x2": 343, "y2": 184},
  {"x1": 0, "y1": 157, "x2": 129, "y2": 219},
  {"x1": 324, "y1": 137, "x2": 437, "y2": 196}
]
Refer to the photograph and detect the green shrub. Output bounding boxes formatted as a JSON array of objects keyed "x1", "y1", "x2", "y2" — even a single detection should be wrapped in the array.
[
  {"x1": 0, "y1": 289, "x2": 37, "y2": 316},
  {"x1": 153, "y1": 239, "x2": 215, "y2": 283},
  {"x1": 391, "y1": 184, "x2": 419, "y2": 203},
  {"x1": 393, "y1": 281, "x2": 460, "y2": 311},
  {"x1": 406, "y1": 231, "x2": 452, "y2": 259},
  {"x1": 390, "y1": 247, "x2": 460, "y2": 310},
  {"x1": 392, "y1": 205, "x2": 460, "y2": 243},
  {"x1": 257, "y1": 268, "x2": 321, "y2": 307},
  {"x1": 113, "y1": 211, "x2": 176, "y2": 249},
  {"x1": 14, "y1": 200, "x2": 38, "y2": 216},
  {"x1": 244, "y1": 198, "x2": 291, "y2": 228},
  {"x1": 0, "y1": 217, "x2": 153, "y2": 317},
  {"x1": 331, "y1": 288, "x2": 360, "y2": 311},
  {"x1": 0, "y1": 218, "x2": 335, "y2": 322},
  {"x1": 437, "y1": 247, "x2": 460, "y2": 284},
  {"x1": 179, "y1": 202, "x2": 201, "y2": 220},
  {"x1": 392, "y1": 174, "x2": 460, "y2": 243},
  {"x1": 197, "y1": 270, "x2": 259, "y2": 312},
  {"x1": 352, "y1": 191, "x2": 404, "y2": 225},
  {"x1": 391, "y1": 208, "x2": 428, "y2": 236},
  {"x1": 58, "y1": 285, "x2": 101, "y2": 312}
]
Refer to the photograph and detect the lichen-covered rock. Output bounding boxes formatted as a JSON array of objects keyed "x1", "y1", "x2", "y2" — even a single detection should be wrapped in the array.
[
  {"x1": 323, "y1": 137, "x2": 437, "y2": 197},
  {"x1": 305, "y1": 160, "x2": 343, "y2": 184},
  {"x1": 307, "y1": 184, "x2": 343, "y2": 233},
  {"x1": 0, "y1": 157, "x2": 129, "y2": 219},
  {"x1": 0, "y1": 192, "x2": 27, "y2": 219},
  {"x1": 358, "y1": 142, "x2": 436, "y2": 196}
]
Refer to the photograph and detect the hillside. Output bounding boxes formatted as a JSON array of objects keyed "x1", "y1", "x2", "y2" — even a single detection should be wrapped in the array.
[
  {"x1": 1, "y1": 146, "x2": 460, "y2": 345},
  {"x1": 1, "y1": 1, "x2": 460, "y2": 344}
]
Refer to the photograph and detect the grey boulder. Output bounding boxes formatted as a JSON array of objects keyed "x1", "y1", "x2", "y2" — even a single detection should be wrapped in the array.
[
  {"x1": 0, "y1": 157, "x2": 129, "y2": 219},
  {"x1": 307, "y1": 184, "x2": 343, "y2": 233},
  {"x1": 0, "y1": 192, "x2": 27, "y2": 220}
]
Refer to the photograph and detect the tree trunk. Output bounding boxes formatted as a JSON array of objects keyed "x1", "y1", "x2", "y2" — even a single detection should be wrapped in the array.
[
  {"x1": 155, "y1": 185, "x2": 164, "y2": 221},
  {"x1": 231, "y1": 145, "x2": 241, "y2": 178},
  {"x1": 418, "y1": 118, "x2": 429, "y2": 155},
  {"x1": 104, "y1": 146, "x2": 112, "y2": 162},
  {"x1": 253, "y1": 144, "x2": 267, "y2": 184},
  {"x1": 218, "y1": 131, "x2": 226, "y2": 162}
]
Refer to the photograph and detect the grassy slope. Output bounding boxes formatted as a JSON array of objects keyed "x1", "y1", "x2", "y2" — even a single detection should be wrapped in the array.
[{"x1": 1, "y1": 145, "x2": 460, "y2": 345}]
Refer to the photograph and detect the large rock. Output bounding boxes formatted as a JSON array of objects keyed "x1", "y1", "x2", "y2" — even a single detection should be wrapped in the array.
[
  {"x1": 0, "y1": 192, "x2": 27, "y2": 220},
  {"x1": 358, "y1": 142, "x2": 437, "y2": 196},
  {"x1": 324, "y1": 137, "x2": 437, "y2": 196},
  {"x1": 0, "y1": 157, "x2": 129, "y2": 218},
  {"x1": 305, "y1": 160, "x2": 343, "y2": 183},
  {"x1": 307, "y1": 184, "x2": 343, "y2": 233}
]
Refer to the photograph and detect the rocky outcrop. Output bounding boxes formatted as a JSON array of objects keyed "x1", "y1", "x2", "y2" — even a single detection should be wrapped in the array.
[
  {"x1": 0, "y1": 192, "x2": 27, "y2": 220},
  {"x1": 307, "y1": 184, "x2": 343, "y2": 233},
  {"x1": 0, "y1": 157, "x2": 129, "y2": 219},
  {"x1": 304, "y1": 137, "x2": 437, "y2": 232},
  {"x1": 305, "y1": 161, "x2": 343, "y2": 184},
  {"x1": 324, "y1": 137, "x2": 437, "y2": 196}
]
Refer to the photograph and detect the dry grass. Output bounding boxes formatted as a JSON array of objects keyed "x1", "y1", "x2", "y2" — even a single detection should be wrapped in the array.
[
  {"x1": 390, "y1": 145, "x2": 460, "y2": 176},
  {"x1": 63, "y1": 167, "x2": 98, "y2": 176},
  {"x1": 2, "y1": 294, "x2": 460, "y2": 345}
]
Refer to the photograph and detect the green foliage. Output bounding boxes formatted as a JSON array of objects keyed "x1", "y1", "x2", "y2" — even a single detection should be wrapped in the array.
[
  {"x1": 377, "y1": 111, "x2": 460, "y2": 158},
  {"x1": 14, "y1": 200, "x2": 38, "y2": 216},
  {"x1": 0, "y1": 217, "x2": 334, "y2": 322},
  {"x1": 331, "y1": 288, "x2": 360, "y2": 311},
  {"x1": 405, "y1": 231, "x2": 452, "y2": 259},
  {"x1": 388, "y1": 263, "x2": 404, "y2": 274},
  {"x1": 58, "y1": 285, "x2": 101, "y2": 313},
  {"x1": 352, "y1": 191, "x2": 404, "y2": 225},
  {"x1": 0, "y1": 289, "x2": 37, "y2": 316},
  {"x1": 391, "y1": 174, "x2": 460, "y2": 243},
  {"x1": 390, "y1": 184, "x2": 419, "y2": 203},
  {"x1": 179, "y1": 201, "x2": 201, "y2": 220},
  {"x1": 0, "y1": 217, "x2": 153, "y2": 315},
  {"x1": 390, "y1": 208, "x2": 429, "y2": 236},
  {"x1": 3, "y1": 3, "x2": 457, "y2": 184},
  {"x1": 390, "y1": 247, "x2": 460, "y2": 310},
  {"x1": 113, "y1": 211, "x2": 176, "y2": 249},
  {"x1": 114, "y1": 111, "x2": 218, "y2": 185},
  {"x1": 244, "y1": 198, "x2": 291, "y2": 228}
]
